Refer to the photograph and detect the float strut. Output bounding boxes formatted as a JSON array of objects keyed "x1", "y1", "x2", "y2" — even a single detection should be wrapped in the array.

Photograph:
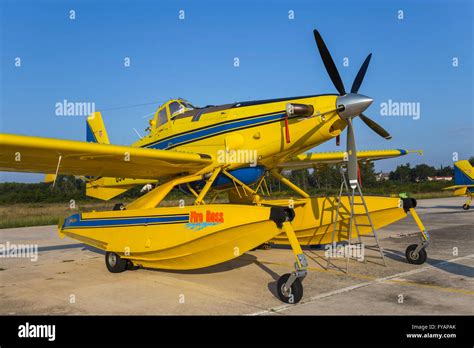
[{"x1": 409, "y1": 207, "x2": 430, "y2": 253}]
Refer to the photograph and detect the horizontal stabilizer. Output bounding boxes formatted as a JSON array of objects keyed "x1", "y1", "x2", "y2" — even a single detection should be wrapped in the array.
[
  {"x1": 44, "y1": 173, "x2": 56, "y2": 183},
  {"x1": 442, "y1": 185, "x2": 474, "y2": 190},
  {"x1": 86, "y1": 177, "x2": 157, "y2": 201}
]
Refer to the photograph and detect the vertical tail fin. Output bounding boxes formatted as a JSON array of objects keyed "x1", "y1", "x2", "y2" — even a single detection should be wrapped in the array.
[
  {"x1": 86, "y1": 112, "x2": 110, "y2": 144},
  {"x1": 454, "y1": 160, "x2": 474, "y2": 186},
  {"x1": 84, "y1": 112, "x2": 157, "y2": 200}
]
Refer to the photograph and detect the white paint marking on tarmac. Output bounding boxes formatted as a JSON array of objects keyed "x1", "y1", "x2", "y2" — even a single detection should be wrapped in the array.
[{"x1": 249, "y1": 254, "x2": 474, "y2": 316}]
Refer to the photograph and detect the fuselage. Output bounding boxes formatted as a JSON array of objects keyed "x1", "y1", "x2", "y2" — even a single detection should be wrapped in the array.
[{"x1": 134, "y1": 94, "x2": 345, "y2": 178}]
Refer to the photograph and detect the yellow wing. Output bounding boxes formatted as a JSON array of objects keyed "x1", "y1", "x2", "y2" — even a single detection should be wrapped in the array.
[
  {"x1": 278, "y1": 149, "x2": 422, "y2": 169},
  {"x1": 0, "y1": 134, "x2": 212, "y2": 180}
]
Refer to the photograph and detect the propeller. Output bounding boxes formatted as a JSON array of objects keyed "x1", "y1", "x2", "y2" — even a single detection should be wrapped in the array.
[
  {"x1": 313, "y1": 29, "x2": 392, "y2": 187},
  {"x1": 350, "y1": 54, "x2": 372, "y2": 94},
  {"x1": 359, "y1": 113, "x2": 391, "y2": 140},
  {"x1": 346, "y1": 118, "x2": 358, "y2": 187},
  {"x1": 313, "y1": 30, "x2": 346, "y2": 96}
]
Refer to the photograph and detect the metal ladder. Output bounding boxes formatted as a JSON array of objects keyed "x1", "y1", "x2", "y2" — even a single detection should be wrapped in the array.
[{"x1": 326, "y1": 167, "x2": 386, "y2": 273}]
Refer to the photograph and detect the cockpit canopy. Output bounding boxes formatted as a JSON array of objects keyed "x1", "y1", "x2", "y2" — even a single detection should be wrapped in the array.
[{"x1": 152, "y1": 99, "x2": 195, "y2": 129}]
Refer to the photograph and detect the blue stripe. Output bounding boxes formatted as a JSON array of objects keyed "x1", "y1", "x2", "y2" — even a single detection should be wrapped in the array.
[
  {"x1": 396, "y1": 149, "x2": 407, "y2": 155},
  {"x1": 454, "y1": 165, "x2": 474, "y2": 186},
  {"x1": 146, "y1": 112, "x2": 285, "y2": 150},
  {"x1": 86, "y1": 122, "x2": 97, "y2": 143},
  {"x1": 62, "y1": 213, "x2": 189, "y2": 229}
]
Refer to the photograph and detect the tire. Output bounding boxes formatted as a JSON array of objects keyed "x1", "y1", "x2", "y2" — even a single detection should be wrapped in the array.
[
  {"x1": 276, "y1": 273, "x2": 303, "y2": 304},
  {"x1": 405, "y1": 244, "x2": 427, "y2": 265},
  {"x1": 462, "y1": 204, "x2": 470, "y2": 210},
  {"x1": 105, "y1": 252, "x2": 128, "y2": 273}
]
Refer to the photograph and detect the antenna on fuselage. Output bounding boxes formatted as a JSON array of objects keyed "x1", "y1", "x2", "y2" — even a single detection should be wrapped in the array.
[
  {"x1": 140, "y1": 112, "x2": 155, "y2": 119},
  {"x1": 133, "y1": 128, "x2": 143, "y2": 139}
]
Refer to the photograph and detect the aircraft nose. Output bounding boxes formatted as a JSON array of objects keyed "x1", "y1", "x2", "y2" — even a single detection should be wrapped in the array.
[{"x1": 336, "y1": 93, "x2": 374, "y2": 120}]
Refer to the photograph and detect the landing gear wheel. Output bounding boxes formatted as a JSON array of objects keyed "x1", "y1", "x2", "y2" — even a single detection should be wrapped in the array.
[
  {"x1": 277, "y1": 273, "x2": 303, "y2": 304},
  {"x1": 105, "y1": 252, "x2": 128, "y2": 273},
  {"x1": 463, "y1": 204, "x2": 470, "y2": 210},
  {"x1": 405, "y1": 244, "x2": 427, "y2": 265}
]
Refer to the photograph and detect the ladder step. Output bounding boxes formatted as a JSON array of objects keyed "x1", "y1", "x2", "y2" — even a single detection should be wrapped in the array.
[{"x1": 331, "y1": 176, "x2": 387, "y2": 268}]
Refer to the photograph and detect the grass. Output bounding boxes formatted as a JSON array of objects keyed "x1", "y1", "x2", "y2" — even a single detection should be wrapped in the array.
[
  {"x1": 0, "y1": 190, "x2": 453, "y2": 229},
  {"x1": 0, "y1": 201, "x2": 118, "y2": 229},
  {"x1": 409, "y1": 191, "x2": 453, "y2": 199}
]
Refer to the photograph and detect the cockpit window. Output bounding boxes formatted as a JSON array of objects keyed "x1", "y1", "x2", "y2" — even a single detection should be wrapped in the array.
[
  {"x1": 169, "y1": 102, "x2": 185, "y2": 117},
  {"x1": 157, "y1": 107, "x2": 168, "y2": 126},
  {"x1": 181, "y1": 102, "x2": 195, "y2": 110}
]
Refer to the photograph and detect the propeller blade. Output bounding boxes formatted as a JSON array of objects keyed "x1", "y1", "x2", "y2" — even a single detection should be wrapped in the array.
[
  {"x1": 346, "y1": 118, "x2": 358, "y2": 188},
  {"x1": 359, "y1": 113, "x2": 392, "y2": 140},
  {"x1": 351, "y1": 53, "x2": 372, "y2": 93},
  {"x1": 313, "y1": 30, "x2": 346, "y2": 95}
]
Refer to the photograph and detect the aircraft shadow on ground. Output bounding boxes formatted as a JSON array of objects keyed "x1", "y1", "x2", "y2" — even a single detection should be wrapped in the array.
[
  {"x1": 37, "y1": 243, "x2": 86, "y2": 252},
  {"x1": 36, "y1": 242, "x2": 277, "y2": 276},
  {"x1": 107, "y1": 251, "x2": 284, "y2": 299},
  {"x1": 37, "y1": 243, "x2": 104, "y2": 255},
  {"x1": 384, "y1": 248, "x2": 473, "y2": 278},
  {"x1": 38, "y1": 243, "x2": 472, "y2": 301},
  {"x1": 417, "y1": 205, "x2": 469, "y2": 211},
  {"x1": 427, "y1": 210, "x2": 473, "y2": 215},
  {"x1": 143, "y1": 254, "x2": 259, "y2": 275}
]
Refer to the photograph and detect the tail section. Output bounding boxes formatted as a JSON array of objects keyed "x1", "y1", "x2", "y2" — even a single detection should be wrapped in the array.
[
  {"x1": 87, "y1": 177, "x2": 157, "y2": 201},
  {"x1": 85, "y1": 112, "x2": 156, "y2": 200},
  {"x1": 443, "y1": 160, "x2": 474, "y2": 196},
  {"x1": 453, "y1": 160, "x2": 474, "y2": 186},
  {"x1": 44, "y1": 173, "x2": 56, "y2": 183},
  {"x1": 87, "y1": 112, "x2": 110, "y2": 144}
]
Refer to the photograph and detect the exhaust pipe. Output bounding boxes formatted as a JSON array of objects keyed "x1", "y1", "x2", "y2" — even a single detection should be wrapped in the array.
[{"x1": 286, "y1": 103, "x2": 314, "y2": 118}]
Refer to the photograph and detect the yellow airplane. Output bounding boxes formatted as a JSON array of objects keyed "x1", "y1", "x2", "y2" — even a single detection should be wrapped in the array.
[
  {"x1": 443, "y1": 160, "x2": 474, "y2": 210},
  {"x1": 0, "y1": 30, "x2": 429, "y2": 303}
]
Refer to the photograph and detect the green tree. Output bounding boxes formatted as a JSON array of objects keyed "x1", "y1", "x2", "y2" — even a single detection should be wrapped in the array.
[
  {"x1": 410, "y1": 164, "x2": 436, "y2": 182},
  {"x1": 389, "y1": 163, "x2": 411, "y2": 182},
  {"x1": 359, "y1": 161, "x2": 377, "y2": 187},
  {"x1": 314, "y1": 164, "x2": 341, "y2": 189},
  {"x1": 435, "y1": 165, "x2": 453, "y2": 177}
]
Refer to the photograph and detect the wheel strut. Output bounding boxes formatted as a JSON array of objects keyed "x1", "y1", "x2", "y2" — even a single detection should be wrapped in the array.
[{"x1": 277, "y1": 220, "x2": 307, "y2": 304}]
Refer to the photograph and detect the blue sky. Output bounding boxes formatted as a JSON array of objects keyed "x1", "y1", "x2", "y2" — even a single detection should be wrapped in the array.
[{"x1": 1, "y1": 0, "x2": 472, "y2": 182}]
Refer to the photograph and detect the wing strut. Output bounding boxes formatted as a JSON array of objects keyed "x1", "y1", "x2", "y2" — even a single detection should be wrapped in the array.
[{"x1": 52, "y1": 155, "x2": 62, "y2": 189}]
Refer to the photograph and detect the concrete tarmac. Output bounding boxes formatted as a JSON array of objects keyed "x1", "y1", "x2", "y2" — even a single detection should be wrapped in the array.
[{"x1": 0, "y1": 197, "x2": 472, "y2": 315}]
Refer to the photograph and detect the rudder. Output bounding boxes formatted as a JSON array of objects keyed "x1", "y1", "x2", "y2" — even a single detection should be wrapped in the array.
[{"x1": 87, "y1": 112, "x2": 110, "y2": 144}]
